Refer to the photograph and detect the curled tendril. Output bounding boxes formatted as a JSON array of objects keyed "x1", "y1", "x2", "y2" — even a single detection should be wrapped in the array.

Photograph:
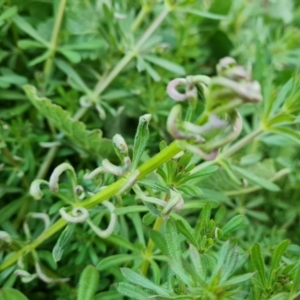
[
  {"x1": 14, "y1": 269, "x2": 37, "y2": 283},
  {"x1": 86, "y1": 200, "x2": 117, "y2": 238},
  {"x1": 183, "y1": 143, "x2": 219, "y2": 161},
  {"x1": 74, "y1": 185, "x2": 85, "y2": 200},
  {"x1": 167, "y1": 78, "x2": 197, "y2": 101},
  {"x1": 35, "y1": 261, "x2": 69, "y2": 283},
  {"x1": 102, "y1": 156, "x2": 131, "y2": 176},
  {"x1": 167, "y1": 105, "x2": 205, "y2": 143},
  {"x1": 211, "y1": 77, "x2": 262, "y2": 103},
  {"x1": 133, "y1": 185, "x2": 184, "y2": 215},
  {"x1": 113, "y1": 134, "x2": 128, "y2": 154},
  {"x1": 182, "y1": 114, "x2": 228, "y2": 135},
  {"x1": 26, "y1": 213, "x2": 50, "y2": 234},
  {"x1": 0, "y1": 231, "x2": 12, "y2": 244},
  {"x1": 161, "y1": 189, "x2": 184, "y2": 215},
  {"x1": 117, "y1": 169, "x2": 140, "y2": 195},
  {"x1": 83, "y1": 166, "x2": 105, "y2": 180},
  {"x1": 95, "y1": 104, "x2": 106, "y2": 120},
  {"x1": 59, "y1": 207, "x2": 89, "y2": 223},
  {"x1": 49, "y1": 163, "x2": 77, "y2": 193},
  {"x1": 29, "y1": 179, "x2": 49, "y2": 200}
]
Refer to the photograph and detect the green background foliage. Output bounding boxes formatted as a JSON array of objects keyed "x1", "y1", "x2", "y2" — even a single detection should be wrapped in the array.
[{"x1": 1, "y1": 0, "x2": 300, "y2": 299}]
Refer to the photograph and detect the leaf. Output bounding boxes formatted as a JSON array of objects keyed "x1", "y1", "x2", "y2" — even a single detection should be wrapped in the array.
[
  {"x1": 77, "y1": 265, "x2": 100, "y2": 300},
  {"x1": 270, "y1": 126, "x2": 300, "y2": 145},
  {"x1": 176, "y1": 219, "x2": 197, "y2": 247},
  {"x1": 268, "y1": 240, "x2": 290, "y2": 287},
  {"x1": 120, "y1": 268, "x2": 169, "y2": 296},
  {"x1": 59, "y1": 49, "x2": 81, "y2": 64},
  {"x1": 164, "y1": 218, "x2": 181, "y2": 262},
  {"x1": 17, "y1": 39, "x2": 44, "y2": 49},
  {"x1": 105, "y1": 235, "x2": 140, "y2": 252},
  {"x1": 178, "y1": 7, "x2": 228, "y2": 20},
  {"x1": 23, "y1": 85, "x2": 114, "y2": 157},
  {"x1": 97, "y1": 254, "x2": 137, "y2": 271},
  {"x1": 291, "y1": 262, "x2": 300, "y2": 296},
  {"x1": 52, "y1": 223, "x2": 76, "y2": 262},
  {"x1": 55, "y1": 59, "x2": 91, "y2": 94},
  {"x1": 224, "y1": 272, "x2": 254, "y2": 286},
  {"x1": 13, "y1": 15, "x2": 49, "y2": 46},
  {"x1": 62, "y1": 39, "x2": 104, "y2": 51},
  {"x1": 0, "y1": 6, "x2": 17, "y2": 23},
  {"x1": 114, "y1": 206, "x2": 148, "y2": 215},
  {"x1": 232, "y1": 166, "x2": 280, "y2": 192},
  {"x1": 28, "y1": 50, "x2": 51, "y2": 66},
  {"x1": 116, "y1": 282, "x2": 150, "y2": 300},
  {"x1": 149, "y1": 230, "x2": 168, "y2": 255},
  {"x1": 131, "y1": 114, "x2": 151, "y2": 170},
  {"x1": 222, "y1": 215, "x2": 244, "y2": 235},
  {"x1": 138, "y1": 179, "x2": 169, "y2": 194},
  {"x1": 143, "y1": 60, "x2": 161, "y2": 82},
  {"x1": 143, "y1": 55, "x2": 185, "y2": 76},
  {"x1": 251, "y1": 243, "x2": 267, "y2": 288},
  {"x1": 0, "y1": 288, "x2": 29, "y2": 300}
]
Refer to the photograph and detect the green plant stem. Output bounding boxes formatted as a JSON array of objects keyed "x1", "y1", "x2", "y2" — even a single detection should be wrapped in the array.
[
  {"x1": 94, "y1": 8, "x2": 169, "y2": 97},
  {"x1": 35, "y1": 7, "x2": 170, "y2": 181},
  {"x1": 36, "y1": 146, "x2": 59, "y2": 179},
  {"x1": 140, "y1": 216, "x2": 163, "y2": 276},
  {"x1": 131, "y1": 5, "x2": 150, "y2": 32},
  {"x1": 224, "y1": 168, "x2": 291, "y2": 196},
  {"x1": 0, "y1": 142, "x2": 181, "y2": 271},
  {"x1": 221, "y1": 128, "x2": 262, "y2": 159},
  {"x1": 43, "y1": 0, "x2": 67, "y2": 78},
  {"x1": 0, "y1": 123, "x2": 264, "y2": 271}
]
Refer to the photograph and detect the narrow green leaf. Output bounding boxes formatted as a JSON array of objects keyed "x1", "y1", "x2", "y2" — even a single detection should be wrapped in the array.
[
  {"x1": 149, "y1": 229, "x2": 168, "y2": 255},
  {"x1": 200, "y1": 203, "x2": 211, "y2": 223},
  {"x1": 0, "y1": 288, "x2": 29, "y2": 300},
  {"x1": 28, "y1": 50, "x2": 51, "y2": 66},
  {"x1": 232, "y1": 166, "x2": 280, "y2": 192},
  {"x1": 176, "y1": 219, "x2": 197, "y2": 247},
  {"x1": 291, "y1": 262, "x2": 300, "y2": 296},
  {"x1": 268, "y1": 240, "x2": 290, "y2": 287},
  {"x1": 131, "y1": 114, "x2": 151, "y2": 170},
  {"x1": 116, "y1": 282, "x2": 150, "y2": 300},
  {"x1": 13, "y1": 15, "x2": 49, "y2": 46},
  {"x1": 270, "y1": 126, "x2": 300, "y2": 145},
  {"x1": 0, "y1": 6, "x2": 17, "y2": 23},
  {"x1": 164, "y1": 218, "x2": 181, "y2": 262},
  {"x1": 114, "y1": 206, "x2": 147, "y2": 215},
  {"x1": 251, "y1": 243, "x2": 267, "y2": 288},
  {"x1": 143, "y1": 55, "x2": 185, "y2": 75},
  {"x1": 222, "y1": 215, "x2": 244, "y2": 234},
  {"x1": 62, "y1": 39, "x2": 104, "y2": 51},
  {"x1": 143, "y1": 60, "x2": 161, "y2": 82},
  {"x1": 120, "y1": 268, "x2": 169, "y2": 296},
  {"x1": 97, "y1": 254, "x2": 137, "y2": 271},
  {"x1": 138, "y1": 179, "x2": 170, "y2": 194},
  {"x1": 105, "y1": 234, "x2": 139, "y2": 252},
  {"x1": 52, "y1": 224, "x2": 75, "y2": 262},
  {"x1": 77, "y1": 265, "x2": 100, "y2": 300},
  {"x1": 18, "y1": 39, "x2": 44, "y2": 49},
  {"x1": 55, "y1": 59, "x2": 91, "y2": 94},
  {"x1": 59, "y1": 49, "x2": 81, "y2": 64},
  {"x1": 219, "y1": 159, "x2": 242, "y2": 186},
  {"x1": 224, "y1": 272, "x2": 254, "y2": 286},
  {"x1": 179, "y1": 7, "x2": 228, "y2": 20}
]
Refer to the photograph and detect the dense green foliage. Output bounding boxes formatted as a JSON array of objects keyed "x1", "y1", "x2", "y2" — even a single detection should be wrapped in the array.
[{"x1": 1, "y1": 0, "x2": 300, "y2": 299}]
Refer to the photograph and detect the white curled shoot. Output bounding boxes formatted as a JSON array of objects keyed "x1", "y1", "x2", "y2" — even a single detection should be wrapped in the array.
[
  {"x1": 49, "y1": 163, "x2": 77, "y2": 193},
  {"x1": 29, "y1": 179, "x2": 49, "y2": 200},
  {"x1": 59, "y1": 207, "x2": 89, "y2": 223},
  {"x1": 86, "y1": 200, "x2": 117, "y2": 238}
]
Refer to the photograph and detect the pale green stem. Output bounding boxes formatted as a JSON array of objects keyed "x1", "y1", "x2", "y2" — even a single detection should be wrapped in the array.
[
  {"x1": 43, "y1": 0, "x2": 67, "y2": 78},
  {"x1": 131, "y1": 5, "x2": 150, "y2": 32},
  {"x1": 224, "y1": 168, "x2": 290, "y2": 196},
  {"x1": 94, "y1": 8, "x2": 170, "y2": 97}
]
